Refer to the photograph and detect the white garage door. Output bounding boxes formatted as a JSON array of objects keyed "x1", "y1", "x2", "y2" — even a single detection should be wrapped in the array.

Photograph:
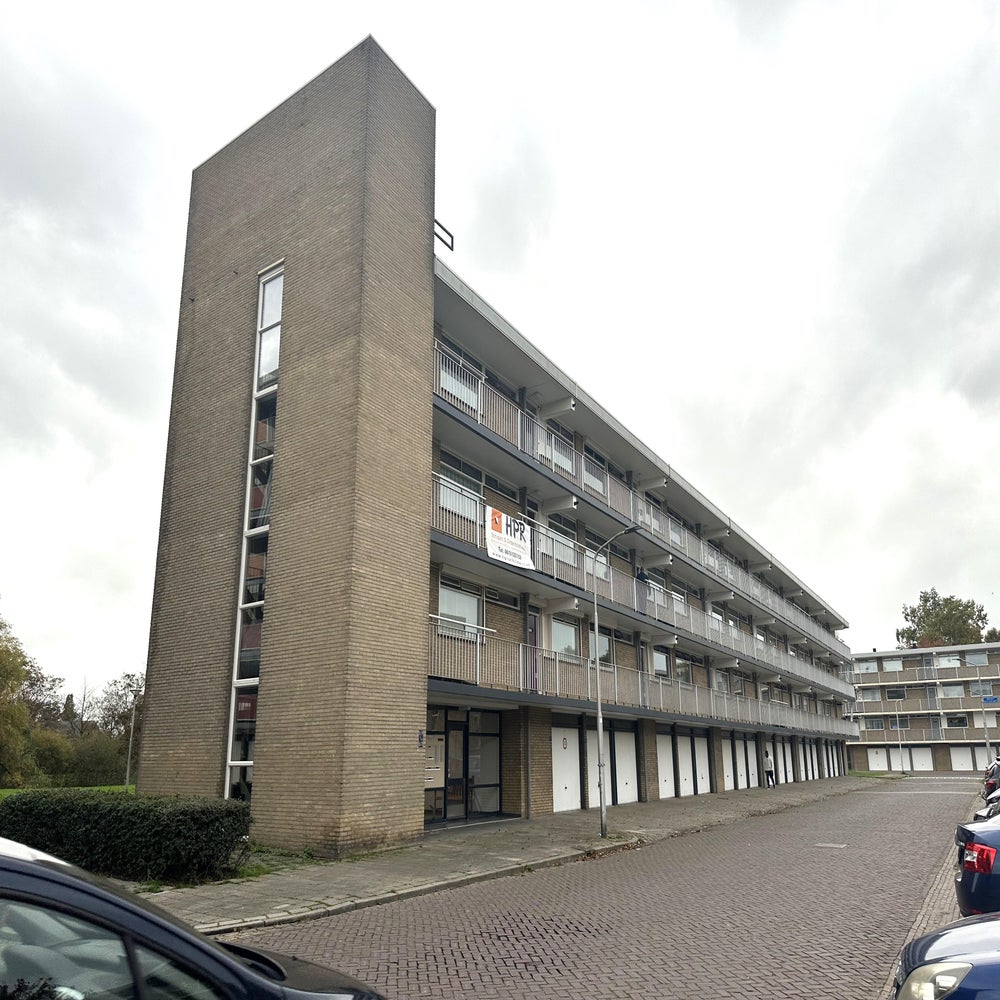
[
  {"x1": 951, "y1": 746, "x2": 974, "y2": 771},
  {"x1": 694, "y1": 736, "x2": 710, "y2": 795},
  {"x1": 781, "y1": 741, "x2": 794, "y2": 783},
  {"x1": 868, "y1": 747, "x2": 888, "y2": 770},
  {"x1": 736, "y1": 737, "x2": 748, "y2": 788},
  {"x1": 552, "y1": 727, "x2": 581, "y2": 812},
  {"x1": 722, "y1": 739, "x2": 735, "y2": 791},
  {"x1": 910, "y1": 746, "x2": 934, "y2": 771},
  {"x1": 614, "y1": 730, "x2": 638, "y2": 804},
  {"x1": 747, "y1": 737, "x2": 759, "y2": 786},
  {"x1": 677, "y1": 736, "x2": 695, "y2": 797},
  {"x1": 656, "y1": 734, "x2": 675, "y2": 799}
]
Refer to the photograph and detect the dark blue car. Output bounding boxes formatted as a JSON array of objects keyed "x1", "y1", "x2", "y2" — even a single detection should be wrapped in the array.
[
  {"x1": 956, "y1": 816, "x2": 1000, "y2": 916},
  {"x1": 0, "y1": 836, "x2": 387, "y2": 998},
  {"x1": 893, "y1": 911, "x2": 1000, "y2": 998}
]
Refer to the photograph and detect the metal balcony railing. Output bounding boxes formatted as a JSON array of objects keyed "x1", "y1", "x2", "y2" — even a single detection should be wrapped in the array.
[
  {"x1": 432, "y1": 476, "x2": 855, "y2": 700},
  {"x1": 428, "y1": 624, "x2": 857, "y2": 738},
  {"x1": 434, "y1": 343, "x2": 849, "y2": 661}
]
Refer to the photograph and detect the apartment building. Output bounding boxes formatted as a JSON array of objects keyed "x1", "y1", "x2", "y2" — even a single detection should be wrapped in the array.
[
  {"x1": 138, "y1": 37, "x2": 857, "y2": 854},
  {"x1": 848, "y1": 643, "x2": 1000, "y2": 773}
]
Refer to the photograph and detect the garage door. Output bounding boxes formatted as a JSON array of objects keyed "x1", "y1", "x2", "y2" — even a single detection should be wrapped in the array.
[
  {"x1": 868, "y1": 747, "x2": 888, "y2": 770},
  {"x1": 781, "y1": 741, "x2": 794, "y2": 783},
  {"x1": 677, "y1": 736, "x2": 695, "y2": 797},
  {"x1": 694, "y1": 735, "x2": 710, "y2": 795},
  {"x1": 656, "y1": 734, "x2": 675, "y2": 799},
  {"x1": 910, "y1": 746, "x2": 934, "y2": 771},
  {"x1": 722, "y1": 738, "x2": 735, "y2": 791},
  {"x1": 736, "y1": 736, "x2": 748, "y2": 788},
  {"x1": 951, "y1": 746, "x2": 974, "y2": 771},
  {"x1": 614, "y1": 730, "x2": 638, "y2": 804},
  {"x1": 747, "y1": 737, "x2": 759, "y2": 786},
  {"x1": 552, "y1": 727, "x2": 581, "y2": 812}
]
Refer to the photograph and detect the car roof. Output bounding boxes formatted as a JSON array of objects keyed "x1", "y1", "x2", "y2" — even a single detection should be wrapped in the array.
[
  {"x1": 0, "y1": 836, "x2": 70, "y2": 866},
  {"x1": 907, "y1": 912, "x2": 1000, "y2": 967}
]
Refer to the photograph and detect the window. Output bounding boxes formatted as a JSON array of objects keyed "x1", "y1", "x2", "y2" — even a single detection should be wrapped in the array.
[
  {"x1": 257, "y1": 269, "x2": 283, "y2": 389},
  {"x1": 855, "y1": 660, "x2": 878, "y2": 674},
  {"x1": 675, "y1": 653, "x2": 697, "y2": 685},
  {"x1": 237, "y1": 606, "x2": 263, "y2": 680},
  {"x1": 552, "y1": 617, "x2": 579, "y2": 656},
  {"x1": 548, "y1": 513, "x2": 579, "y2": 566},
  {"x1": 938, "y1": 654, "x2": 962, "y2": 669},
  {"x1": 732, "y1": 672, "x2": 746, "y2": 696},
  {"x1": 881, "y1": 658, "x2": 902, "y2": 672},
  {"x1": 652, "y1": 648, "x2": 670, "y2": 677},
  {"x1": 885, "y1": 687, "x2": 906, "y2": 701},
  {"x1": 243, "y1": 536, "x2": 268, "y2": 604},
  {"x1": 865, "y1": 717, "x2": 885, "y2": 730},
  {"x1": 971, "y1": 681, "x2": 994, "y2": 697},
  {"x1": 439, "y1": 451, "x2": 482, "y2": 520},
  {"x1": 967, "y1": 651, "x2": 990, "y2": 667},
  {"x1": 590, "y1": 625, "x2": 614, "y2": 665},
  {"x1": 713, "y1": 670, "x2": 730, "y2": 694},
  {"x1": 438, "y1": 577, "x2": 481, "y2": 637},
  {"x1": 941, "y1": 684, "x2": 965, "y2": 699},
  {"x1": 859, "y1": 688, "x2": 881, "y2": 702},
  {"x1": 889, "y1": 716, "x2": 910, "y2": 730},
  {"x1": 946, "y1": 714, "x2": 968, "y2": 728}
]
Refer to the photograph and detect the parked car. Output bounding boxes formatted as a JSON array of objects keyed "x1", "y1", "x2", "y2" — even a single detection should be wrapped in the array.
[
  {"x1": 0, "y1": 836, "x2": 387, "y2": 998},
  {"x1": 956, "y1": 817, "x2": 1000, "y2": 916},
  {"x1": 892, "y1": 911, "x2": 1000, "y2": 998}
]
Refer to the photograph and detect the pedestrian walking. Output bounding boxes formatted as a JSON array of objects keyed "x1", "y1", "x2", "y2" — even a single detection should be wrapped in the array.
[{"x1": 764, "y1": 749, "x2": 776, "y2": 788}]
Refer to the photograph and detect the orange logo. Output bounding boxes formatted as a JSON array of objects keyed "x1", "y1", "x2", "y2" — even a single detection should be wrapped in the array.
[{"x1": 491, "y1": 509, "x2": 503, "y2": 532}]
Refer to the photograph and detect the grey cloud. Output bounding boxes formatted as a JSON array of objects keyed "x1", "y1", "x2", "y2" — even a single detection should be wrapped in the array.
[
  {"x1": 0, "y1": 40, "x2": 172, "y2": 454},
  {"x1": 835, "y1": 48, "x2": 1000, "y2": 410},
  {"x1": 466, "y1": 132, "x2": 556, "y2": 273}
]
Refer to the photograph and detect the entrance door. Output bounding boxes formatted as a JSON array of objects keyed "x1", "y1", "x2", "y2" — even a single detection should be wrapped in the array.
[{"x1": 446, "y1": 724, "x2": 466, "y2": 820}]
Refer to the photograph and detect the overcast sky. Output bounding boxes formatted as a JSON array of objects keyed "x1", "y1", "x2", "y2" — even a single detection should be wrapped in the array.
[{"x1": 2, "y1": 1, "x2": 998, "y2": 698}]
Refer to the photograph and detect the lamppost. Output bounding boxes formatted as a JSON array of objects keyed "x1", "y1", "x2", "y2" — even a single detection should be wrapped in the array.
[
  {"x1": 592, "y1": 524, "x2": 639, "y2": 837},
  {"x1": 124, "y1": 684, "x2": 144, "y2": 793}
]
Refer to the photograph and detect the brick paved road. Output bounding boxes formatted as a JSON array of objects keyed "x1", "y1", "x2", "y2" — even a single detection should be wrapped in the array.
[{"x1": 233, "y1": 777, "x2": 978, "y2": 999}]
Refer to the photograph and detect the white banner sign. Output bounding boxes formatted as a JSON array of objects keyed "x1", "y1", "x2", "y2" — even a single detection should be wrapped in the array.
[{"x1": 485, "y1": 507, "x2": 535, "y2": 570}]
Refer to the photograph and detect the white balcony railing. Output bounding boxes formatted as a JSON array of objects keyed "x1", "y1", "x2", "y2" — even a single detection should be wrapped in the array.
[
  {"x1": 433, "y1": 344, "x2": 849, "y2": 661},
  {"x1": 429, "y1": 625, "x2": 858, "y2": 738},
  {"x1": 432, "y1": 476, "x2": 855, "y2": 700}
]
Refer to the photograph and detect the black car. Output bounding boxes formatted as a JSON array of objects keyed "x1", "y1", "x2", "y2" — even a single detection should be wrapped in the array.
[{"x1": 0, "y1": 836, "x2": 387, "y2": 999}]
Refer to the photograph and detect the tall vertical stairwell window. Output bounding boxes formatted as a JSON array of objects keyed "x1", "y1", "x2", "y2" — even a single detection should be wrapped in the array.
[
  {"x1": 227, "y1": 263, "x2": 283, "y2": 801},
  {"x1": 257, "y1": 270, "x2": 283, "y2": 388}
]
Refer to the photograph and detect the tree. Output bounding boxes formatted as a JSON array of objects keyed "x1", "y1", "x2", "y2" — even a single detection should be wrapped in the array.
[
  {"x1": 986, "y1": 627, "x2": 1000, "y2": 643},
  {"x1": 94, "y1": 672, "x2": 145, "y2": 739},
  {"x1": 0, "y1": 616, "x2": 32, "y2": 786},
  {"x1": 896, "y1": 588, "x2": 990, "y2": 648},
  {"x1": 18, "y1": 660, "x2": 65, "y2": 726}
]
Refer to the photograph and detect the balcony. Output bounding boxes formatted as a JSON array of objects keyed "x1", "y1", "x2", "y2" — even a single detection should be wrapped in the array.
[
  {"x1": 434, "y1": 344, "x2": 849, "y2": 661},
  {"x1": 849, "y1": 663, "x2": 1000, "y2": 686},
  {"x1": 432, "y1": 476, "x2": 855, "y2": 700},
  {"x1": 855, "y1": 726, "x2": 994, "y2": 745},
  {"x1": 855, "y1": 696, "x2": 996, "y2": 716},
  {"x1": 428, "y1": 624, "x2": 857, "y2": 738}
]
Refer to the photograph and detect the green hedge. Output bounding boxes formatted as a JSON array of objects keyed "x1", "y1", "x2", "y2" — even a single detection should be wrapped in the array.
[{"x1": 0, "y1": 790, "x2": 250, "y2": 881}]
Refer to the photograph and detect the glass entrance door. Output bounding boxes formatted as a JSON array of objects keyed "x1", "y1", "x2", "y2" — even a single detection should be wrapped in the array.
[{"x1": 446, "y1": 724, "x2": 466, "y2": 820}]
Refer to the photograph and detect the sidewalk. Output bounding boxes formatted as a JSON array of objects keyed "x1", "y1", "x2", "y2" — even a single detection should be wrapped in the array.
[{"x1": 143, "y1": 775, "x2": 977, "y2": 936}]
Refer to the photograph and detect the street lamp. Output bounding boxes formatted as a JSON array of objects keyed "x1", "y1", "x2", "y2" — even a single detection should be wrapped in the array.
[
  {"x1": 592, "y1": 523, "x2": 639, "y2": 837},
  {"x1": 124, "y1": 684, "x2": 144, "y2": 793}
]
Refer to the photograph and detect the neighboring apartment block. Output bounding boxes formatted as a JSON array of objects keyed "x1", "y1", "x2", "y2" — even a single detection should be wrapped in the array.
[
  {"x1": 848, "y1": 643, "x2": 1000, "y2": 773},
  {"x1": 139, "y1": 37, "x2": 858, "y2": 854}
]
